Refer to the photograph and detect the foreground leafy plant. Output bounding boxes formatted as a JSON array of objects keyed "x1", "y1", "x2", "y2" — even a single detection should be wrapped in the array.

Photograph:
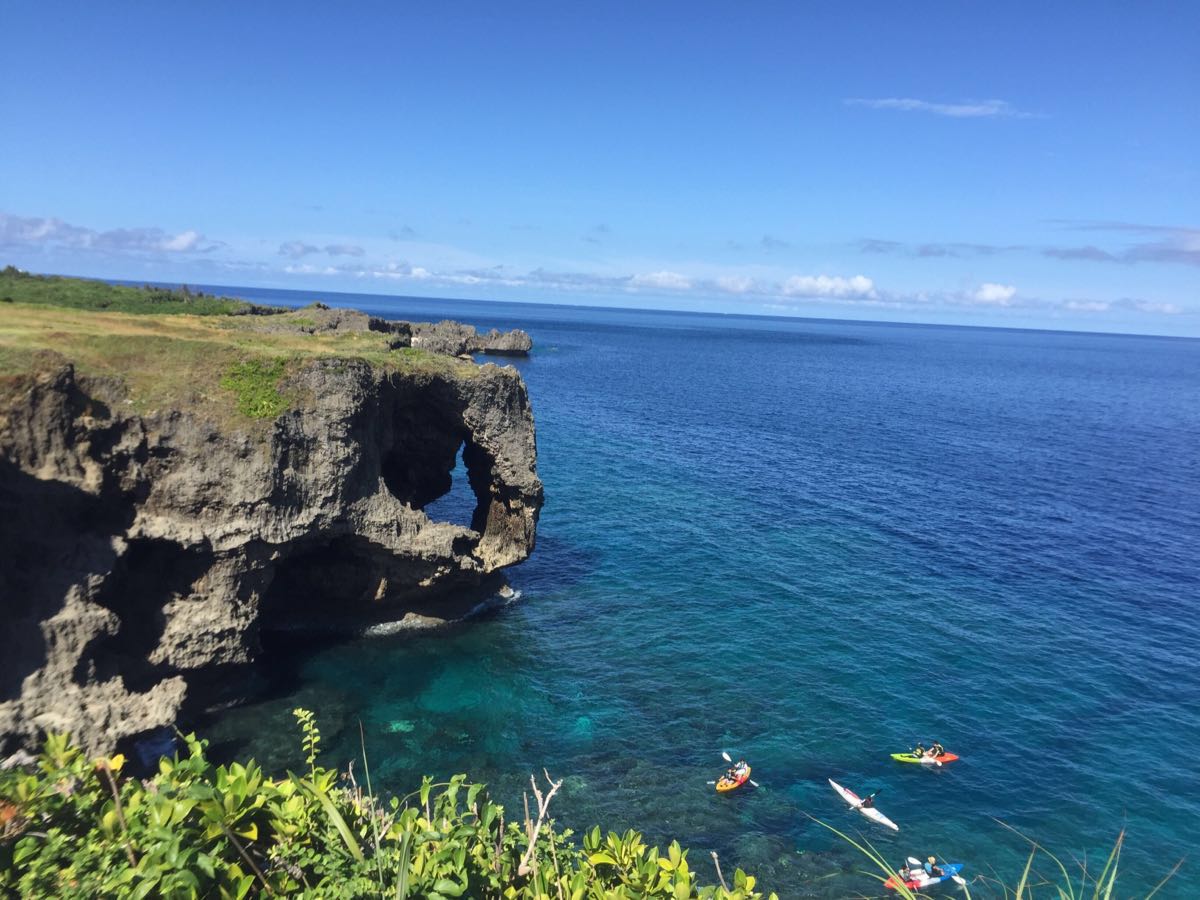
[{"x1": 0, "y1": 713, "x2": 776, "y2": 899}]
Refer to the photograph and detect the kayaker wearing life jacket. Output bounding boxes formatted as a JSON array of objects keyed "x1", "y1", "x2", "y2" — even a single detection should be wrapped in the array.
[
  {"x1": 720, "y1": 760, "x2": 747, "y2": 783},
  {"x1": 860, "y1": 789, "x2": 880, "y2": 808},
  {"x1": 912, "y1": 743, "x2": 926, "y2": 759},
  {"x1": 924, "y1": 857, "x2": 944, "y2": 877},
  {"x1": 931, "y1": 742, "x2": 945, "y2": 757}
]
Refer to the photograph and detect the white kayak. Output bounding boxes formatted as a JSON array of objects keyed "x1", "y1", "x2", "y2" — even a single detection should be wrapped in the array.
[{"x1": 828, "y1": 778, "x2": 899, "y2": 831}]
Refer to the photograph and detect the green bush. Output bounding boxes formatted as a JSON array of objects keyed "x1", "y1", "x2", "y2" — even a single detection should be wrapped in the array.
[{"x1": 0, "y1": 712, "x2": 776, "y2": 900}]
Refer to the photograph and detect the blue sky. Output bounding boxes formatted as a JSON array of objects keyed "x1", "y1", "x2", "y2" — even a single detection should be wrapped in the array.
[{"x1": 2, "y1": 2, "x2": 1197, "y2": 334}]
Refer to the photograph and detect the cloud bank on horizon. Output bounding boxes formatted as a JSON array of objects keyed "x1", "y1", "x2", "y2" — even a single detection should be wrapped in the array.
[{"x1": 3, "y1": 210, "x2": 1194, "y2": 328}]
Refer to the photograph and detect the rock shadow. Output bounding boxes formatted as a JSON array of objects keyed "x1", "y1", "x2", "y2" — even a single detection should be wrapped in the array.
[
  {"x1": 0, "y1": 459, "x2": 132, "y2": 701},
  {"x1": 73, "y1": 538, "x2": 214, "y2": 692}
]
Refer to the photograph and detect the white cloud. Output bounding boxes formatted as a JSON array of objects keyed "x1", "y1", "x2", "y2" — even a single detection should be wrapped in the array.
[
  {"x1": 0, "y1": 212, "x2": 221, "y2": 254},
  {"x1": 0, "y1": 214, "x2": 89, "y2": 245},
  {"x1": 715, "y1": 275, "x2": 756, "y2": 294},
  {"x1": 845, "y1": 97, "x2": 1033, "y2": 118},
  {"x1": 631, "y1": 270, "x2": 692, "y2": 290},
  {"x1": 972, "y1": 282, "x2": 1017, "y2": 305},
  {"x1": 272, "y1": 257, "x2": 1194, "y2": 321},
  {"x1": 161, "y1": 230, "x2": 202, "y2": 251},
  {"x1": 1123, "y1": 299, "x2": 1182, "y2": 315},
  {"x1": 781, "y1": 274, "x2": 877, "y2": 299},
  {"x1": 280, "y1": 240, "x2": 365, "y2": 259},
  {"x1": 1045, "y1": 222, "x2": 1200, "y2": 268},
  {"x1": 280, "y1": 240, "x2": 320, "y2": 259}
]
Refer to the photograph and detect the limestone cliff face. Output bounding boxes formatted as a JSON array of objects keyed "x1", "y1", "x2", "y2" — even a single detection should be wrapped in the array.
[{"x1": 0, "y1": 353, "x2": 541, "y2": 756}]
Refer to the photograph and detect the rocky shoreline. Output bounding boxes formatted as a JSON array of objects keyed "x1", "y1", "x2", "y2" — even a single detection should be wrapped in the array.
[{"x1": 0, "y1": 297, "x2": 542, "y2": 756}]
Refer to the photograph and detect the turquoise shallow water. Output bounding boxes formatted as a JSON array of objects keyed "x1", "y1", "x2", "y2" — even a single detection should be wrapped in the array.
[{"x1": 198, "y1": 287, "x2": 1200, "y2": 897}]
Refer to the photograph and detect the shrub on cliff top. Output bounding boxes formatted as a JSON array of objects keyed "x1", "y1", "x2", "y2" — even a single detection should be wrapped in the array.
[{"x1": 0, "y1": 712, "x2": 775, "y2": 899}]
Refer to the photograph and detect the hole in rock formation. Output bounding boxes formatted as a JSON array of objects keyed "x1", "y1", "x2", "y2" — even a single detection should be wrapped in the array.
[
  {"x1": 375, "y1": 386, "x2": 495, "y2": 533},
  {"x1": 423, "y1": 441, "x2": 480, "y2": 529},
  {"x1": 462, "y1": 438, "x2": 499, "y2": 535},
  {"x1": 379, "y1": 409, "x2": 464, "y2": 510}
]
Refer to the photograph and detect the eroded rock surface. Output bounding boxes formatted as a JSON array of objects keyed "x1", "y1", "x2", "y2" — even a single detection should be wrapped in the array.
[
  {"x1": 248, "y1": 305, "x2": 533, "y2": 357},
  {"x1": 410, "y1": 320, "x2": 534, "y2": 357},
  {"x1": 0, "y1": 353, "x2": 541, "y2": 755}
]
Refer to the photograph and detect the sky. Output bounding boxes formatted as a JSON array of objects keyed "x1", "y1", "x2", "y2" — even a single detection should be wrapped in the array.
[{"x1": 2, "y1": 2, "x2": 1197, "y2": 335}]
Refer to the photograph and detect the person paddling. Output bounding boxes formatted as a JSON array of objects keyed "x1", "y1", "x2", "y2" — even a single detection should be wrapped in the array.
[
  {"x1": 717, "y1": 758, "x2": 749, "y2": 787},
  {"x1": 860, "y1": 788, "x2": 881, "y2": 808}
]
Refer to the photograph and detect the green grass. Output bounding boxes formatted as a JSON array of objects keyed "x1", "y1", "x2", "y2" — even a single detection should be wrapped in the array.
[
  {"x1": 0, "y1": 265, "x2": 258, "y2": 316},
  {"x1": 219, "y1": 358, "x2": 290, "y2": 418},
  {"x1": 0, "y1": 285, "x2": 471, "y2": 423}
]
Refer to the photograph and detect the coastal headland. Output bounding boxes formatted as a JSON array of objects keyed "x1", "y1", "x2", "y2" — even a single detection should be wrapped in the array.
[{"x1": 0, "y1": 269, "x2": 542, "y2": 756}]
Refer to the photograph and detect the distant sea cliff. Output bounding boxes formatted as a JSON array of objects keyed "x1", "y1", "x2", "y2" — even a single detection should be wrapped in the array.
[{"x1": 0, "y1": 269, "x2": 542, "y2": 756}]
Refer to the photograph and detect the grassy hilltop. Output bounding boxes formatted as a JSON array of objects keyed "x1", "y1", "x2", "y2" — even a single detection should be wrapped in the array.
[
  {"x1": 0, "y1": 267, "x2": 463, "y2": 423},
  {"x1": 0, "y1": 266, "x2": 257, "y2": 316}
]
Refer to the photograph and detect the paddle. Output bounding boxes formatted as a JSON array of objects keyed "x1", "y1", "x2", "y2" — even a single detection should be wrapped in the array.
[{"x1": 720, "y1": 751, "x2": 760, "y2": 787}]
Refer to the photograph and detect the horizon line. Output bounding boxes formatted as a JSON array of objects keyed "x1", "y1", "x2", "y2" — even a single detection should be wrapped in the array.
[{"x1": 22, "y1": 265, "x2": 1196, "y2": 343}]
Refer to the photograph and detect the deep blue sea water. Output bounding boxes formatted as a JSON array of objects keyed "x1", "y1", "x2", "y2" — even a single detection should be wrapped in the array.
[{"x1": 192, "y1": 285, "x2": 1199, "y2": 897}]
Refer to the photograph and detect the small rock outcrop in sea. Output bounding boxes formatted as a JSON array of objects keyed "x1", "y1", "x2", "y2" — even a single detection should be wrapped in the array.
[
  {"x1": 0, "y1": 342, "x2": 541, "y2": 755},
  {"x1": 250, "y1": 305, "x2": 533, "y2": 357},
  {"x1": 409, "y1": 320, "x2": 534, "y2": 357}
]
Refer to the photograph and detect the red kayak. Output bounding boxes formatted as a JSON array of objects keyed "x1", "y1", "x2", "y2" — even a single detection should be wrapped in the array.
[{"x1": 890, "y1": 751, "x2": 959, "y2": 765}]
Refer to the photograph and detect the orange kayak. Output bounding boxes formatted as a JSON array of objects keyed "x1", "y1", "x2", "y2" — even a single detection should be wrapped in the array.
[{"x1": 716, "y1": 765, "x2": 751, "y2": 792}]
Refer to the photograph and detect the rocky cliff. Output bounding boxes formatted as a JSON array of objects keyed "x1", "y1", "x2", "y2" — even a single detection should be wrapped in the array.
[{"x1": 0, "y1": 303, "x2": 541, "y2": 757}]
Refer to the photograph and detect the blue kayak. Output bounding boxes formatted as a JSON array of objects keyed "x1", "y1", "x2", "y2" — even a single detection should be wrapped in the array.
[{"x1": 886, "y1": 862, "x2": 964, "y2": 890}]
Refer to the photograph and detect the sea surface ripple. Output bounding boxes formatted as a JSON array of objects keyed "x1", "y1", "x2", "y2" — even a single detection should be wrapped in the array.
[{"x1": 202, "y1": 287, "x2": 1200, "y2": 897}]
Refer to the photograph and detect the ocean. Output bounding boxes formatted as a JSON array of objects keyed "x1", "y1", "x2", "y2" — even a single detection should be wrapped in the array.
[{"x1": 191, "y1": 285, "x2": 1199, "y2": 897}]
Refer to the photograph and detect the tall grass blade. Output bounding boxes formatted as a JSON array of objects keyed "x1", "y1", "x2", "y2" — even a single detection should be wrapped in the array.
[
  {"x1": 997, "y1": 818, "x2": 1081, "y2": 900},
  {"x1": 396, "y1": 830, "x2": 413, "y2": 899},
  {"x1": 1089, "y1": 830, "x2": 1122, "y2": 900},
  {"x1": 1143, "y1": 857, "x2": 1184, "y2": 900},
  {"x1": 301, "y1": 778, "x2": 364, "y2": 862},
  {"x1": 806, "y1": 815, "x2": 919, "y2": 900},
  {"x1": 359, "y1": 720, "x2": 385, "y2": 890}
]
